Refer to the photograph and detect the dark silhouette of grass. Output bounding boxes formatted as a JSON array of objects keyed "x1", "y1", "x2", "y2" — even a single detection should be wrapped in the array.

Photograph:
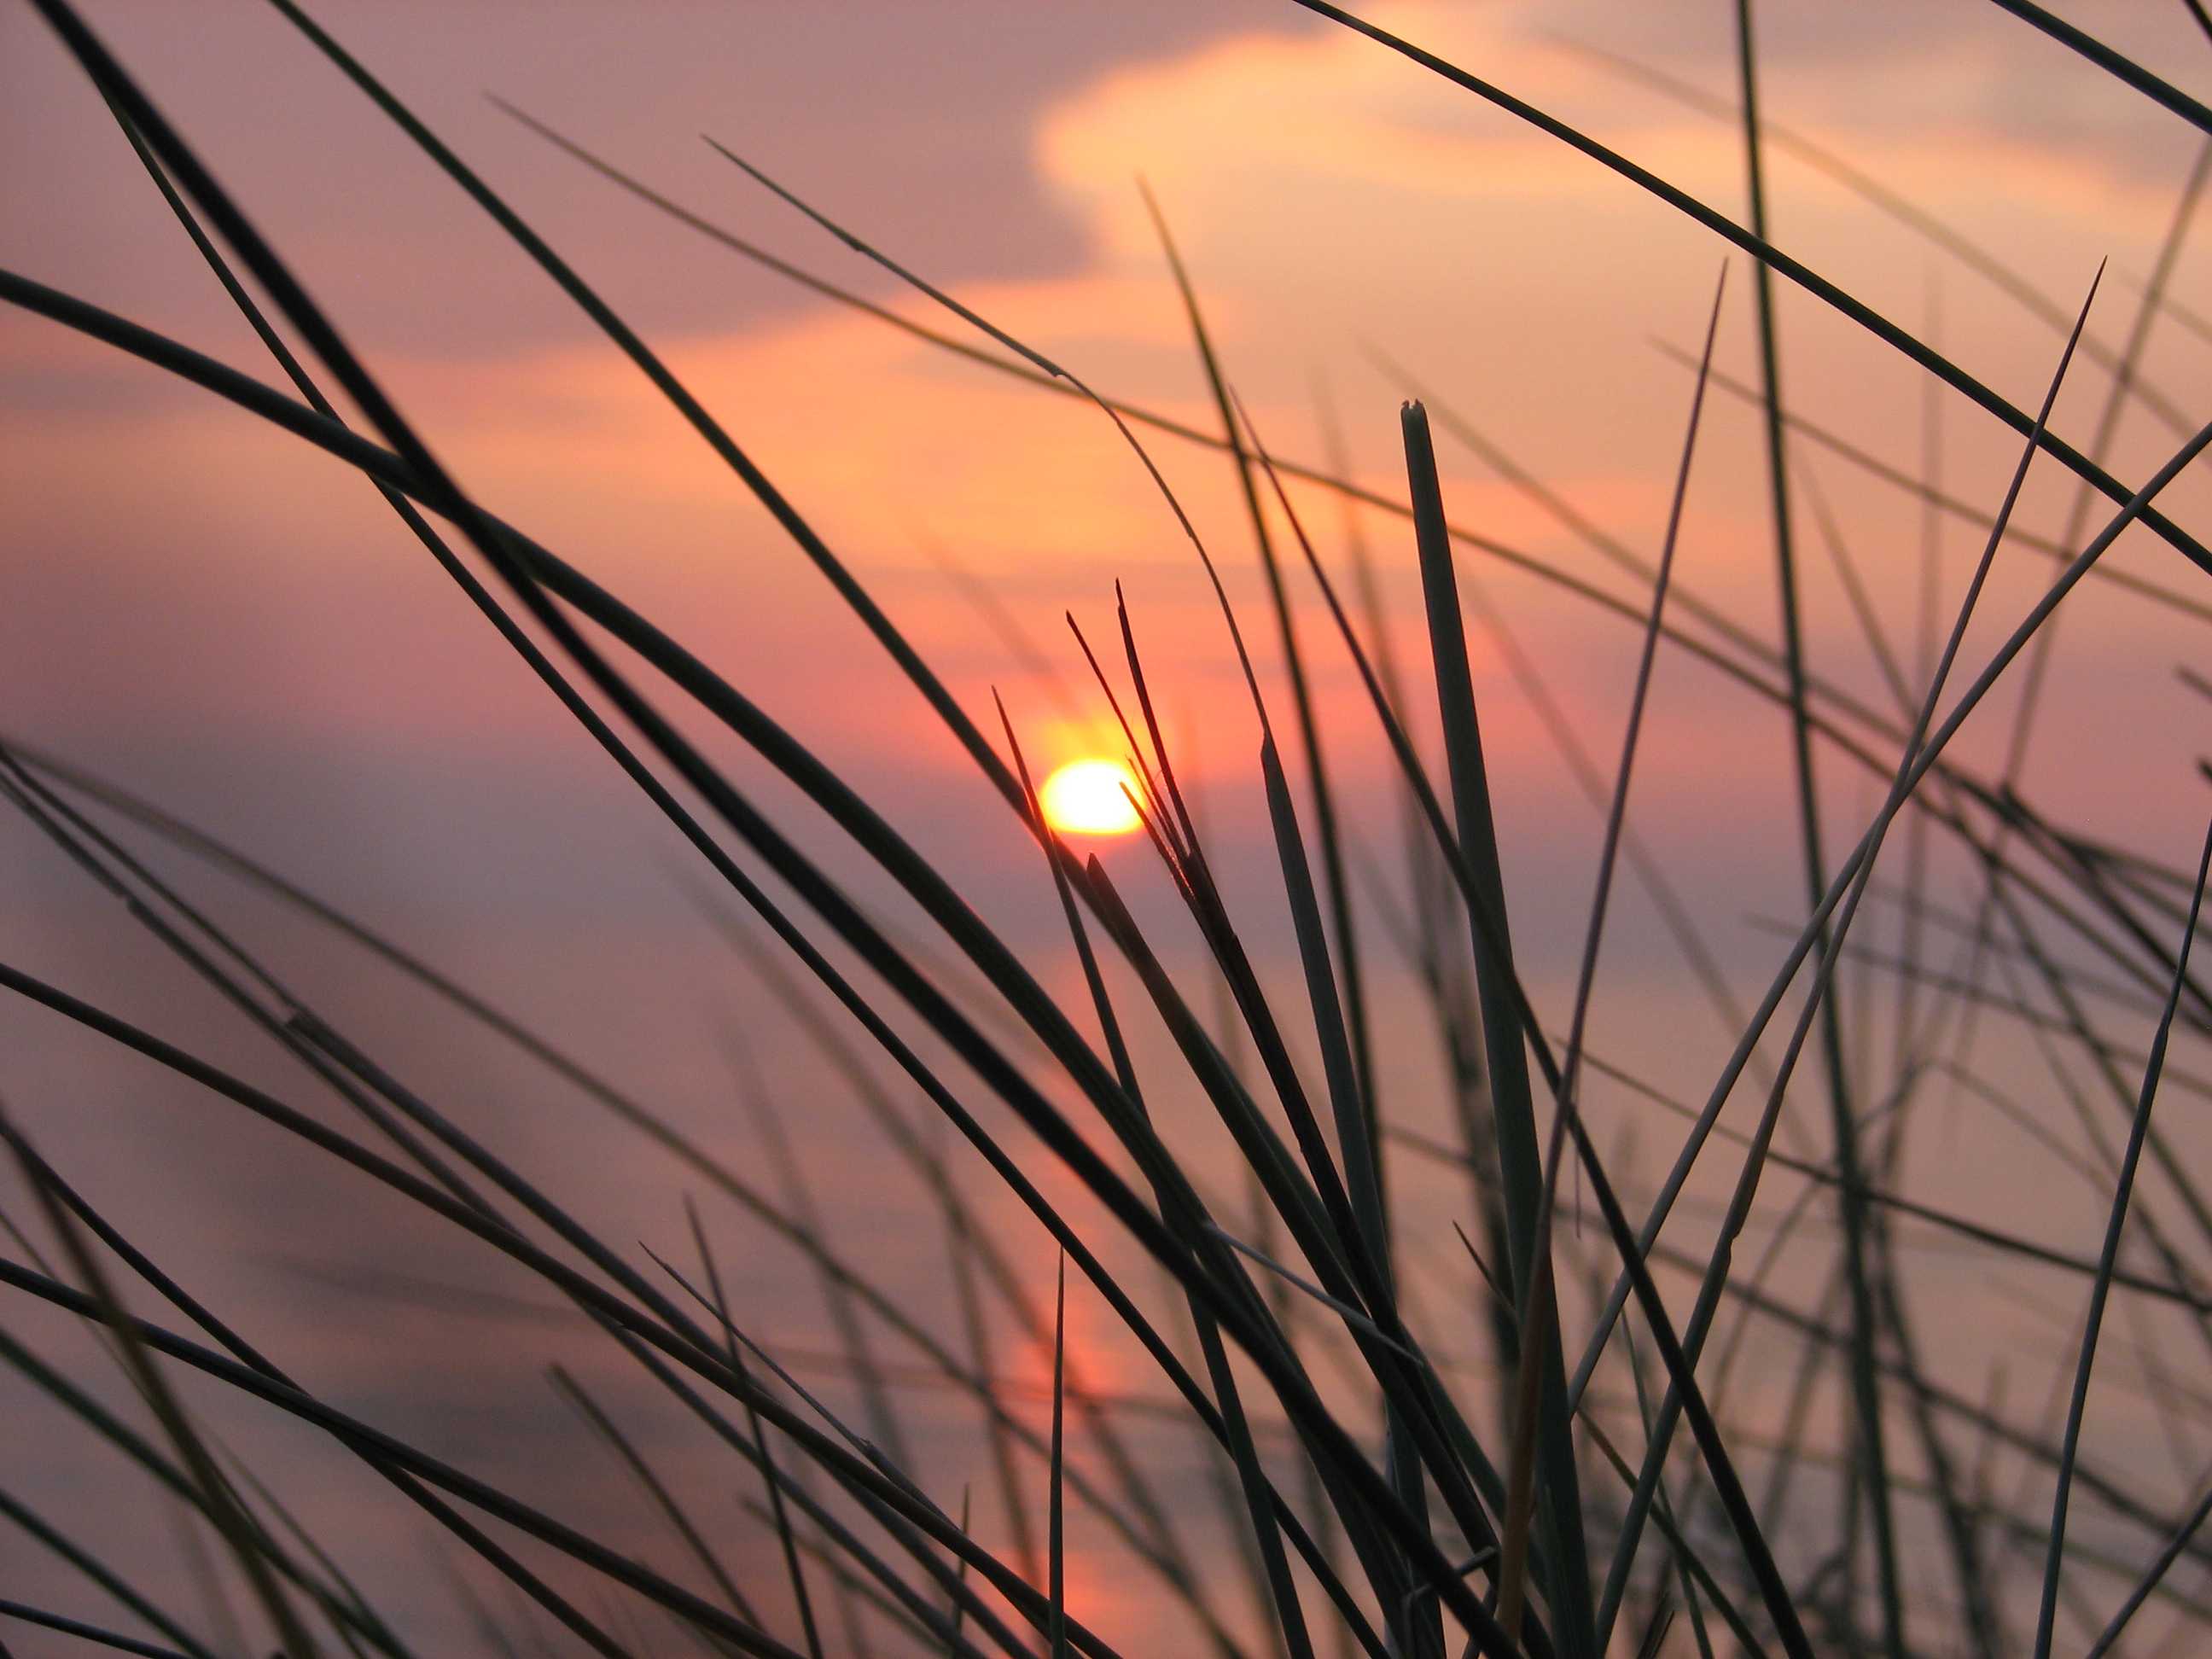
[{"x1": 10, "y1": 2, "x2": 2212, "y2": 1656}]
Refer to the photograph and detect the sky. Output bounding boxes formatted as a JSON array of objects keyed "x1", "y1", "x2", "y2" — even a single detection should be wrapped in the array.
[
  {"x1": 9, "y1": 3, "x2": 2212, "y2": 828},
  {"x1": 10, "y1": 3, "x2": 2212, "y2": 1655}
]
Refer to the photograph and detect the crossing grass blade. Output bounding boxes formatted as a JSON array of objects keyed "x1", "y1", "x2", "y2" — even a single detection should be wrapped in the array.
[
  {"x1": 20, "y1": 3, "x2": 2212, "y2": 1655},
  {"x1": 253, "y1": 0, "x2": 1020, "y2": 805},
  {"x1": 0, "y1": 1489, "x2": 224, "y2": 1659},
  {"x1": 1728, "y1": 2, "x2": 1904, "y2": 1644},
  {"x1": 1290, "y1": 0, "x2": 2212, "y2": 575},
  {"x1": 2033, "y1": 791, "x2": 2212, "y2": 1657},
  {"x1": 1527, "y1": 263, "x2": 1722, "y2": 1653},
  {"x1": 0, "y1": 1599, "x2": 201, "y2": 1659},
  {"x1": 549, "y1": 1361, "x2": 766, "y2": 1627},
  {"x1": 1, "y1": 725, "x2": 1228, "y2": 1636},
  {"x1": 1400, "y1": 403, "x2": 1594, "y2": 1659},
  {"x1": 1145, "y1": 194, "x2": 1377, "y2": 1202}
]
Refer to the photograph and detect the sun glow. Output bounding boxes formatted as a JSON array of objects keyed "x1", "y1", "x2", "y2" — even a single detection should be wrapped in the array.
[{"x1": 1039, "y1": 760, "x2": 1143, "y2": 836}]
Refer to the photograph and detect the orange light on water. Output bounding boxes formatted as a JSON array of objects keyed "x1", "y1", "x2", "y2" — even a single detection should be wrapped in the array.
[{"x1": 1039, "y1": 760, "x2": 1142, "y2": 836}]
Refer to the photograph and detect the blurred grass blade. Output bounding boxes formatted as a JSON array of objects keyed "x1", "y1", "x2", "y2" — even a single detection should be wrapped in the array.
[
  {"x1": 1049, "y1": 1257, "x2": 1068, "y2": 1659},
  {"x1": 1732, "y1": 0, "x2": 1904, "y2": 1639},
  {"x1": 0, "y1": 1601, "x2": 196, "y2": 1659},
  {"x1": 2033, "y1": 791, "x2": 2212, "y2": 1658},
  {"x1": 1574, "y1": 269, "x2": 2115, "y2": 1420},
  {"x1": 1561, "y1": 1120, "x2": 1815, "y2": 1659},
  {"x1": 1522, "y1": 318, "x2": 1729, "y2": 1653},
  {"x1": 0, "y1": 1258, "x2": 813, "y2": 1659},
  {"x1": 549, "y1": 1364, "x2": 765, "y2": 1627},
  {"x1": 2, "y1": 1111, "x2": 323, "y2": 1659},
  {"x1": 2083, "y1": 1464, "x2": 2212, "y2": 1657},
  {"x1": 0, "y1": 1489, "x2": 220, "y2": 1659}
]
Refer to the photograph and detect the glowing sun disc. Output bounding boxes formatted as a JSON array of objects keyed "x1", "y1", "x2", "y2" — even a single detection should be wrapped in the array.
[{"x1": 1039, "y1": 760, "x2": 1142, "y2": 835}]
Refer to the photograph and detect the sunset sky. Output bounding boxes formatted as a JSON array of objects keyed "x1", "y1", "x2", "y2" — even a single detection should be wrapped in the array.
[
  {"x1": 8, "y1": 2, "x2": 2210, "y2": 812},
  {"x1": 9, "y1": 3, "x2": 2212, "y2": 1653}
]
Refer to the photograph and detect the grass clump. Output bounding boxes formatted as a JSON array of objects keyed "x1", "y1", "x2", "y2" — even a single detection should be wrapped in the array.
[{"x1": 9, "y1": 3, "x2": 2212, "y2": 1658}]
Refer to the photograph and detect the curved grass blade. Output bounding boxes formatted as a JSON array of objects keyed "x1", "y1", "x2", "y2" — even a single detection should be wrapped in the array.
[
  {"x1": 0, "y1": 960, "x2": 1111, "y2": 1659},
  {"x1": 1563, "y1": 32, "x2": 2207, "y2": 441},
  {"x1": 0, "y1": 1259, "x2": 812, "y2": 1659},
  {"x1": 3, "y1": 1115, "x2": 323, "y2": 1659},
  {"x1": 254, "y1": 0, "x2": 1017, "y2": 804},
  {"x1": 0, "y1": 1328, "x2": 420, "y2": 1659},
  {"x1": 0, "y1": 1601, "x2": 196, "y2": 1659},
  {"x1": 1289, "y1": 0, "x2": 2212, "y2": 576},
  {"x1": 34, "y1": 16, "x2": 2194, "y2": 1659},
  {"x1": 0, "y1": 1110, "x2": 614, "y2": 1659},
  {"x1": 1981, "y1": 0, "x2": 2212, "y2": 131},
  {"x1": 0, "y1": 24, "x2": 1284, "y2": 1524},
  {"x1": 0, "y1": 1489, "x2": 221, "y2": 1659},
  {"x1": 1145, "y1": 193, "x2": 1377, "y2": 1201}
]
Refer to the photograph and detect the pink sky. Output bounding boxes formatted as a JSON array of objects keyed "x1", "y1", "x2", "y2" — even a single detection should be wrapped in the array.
[{"x1": 10, "y1": 3, "x2": 2212, "y2": 1655}]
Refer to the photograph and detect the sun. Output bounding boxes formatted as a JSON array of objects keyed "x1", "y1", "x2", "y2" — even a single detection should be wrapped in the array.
[{"x1": 1039, "y1": 759, "x2": 1143, "y2": 835}]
